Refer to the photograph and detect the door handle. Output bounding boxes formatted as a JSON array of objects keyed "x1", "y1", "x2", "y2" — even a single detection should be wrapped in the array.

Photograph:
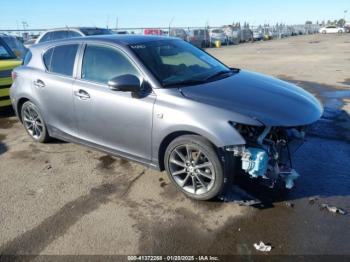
[
  {"x1": 74, "y1": 89, "x2": 90, "y2": 100},
  {"x1": 33, "y1": 79, "x2": 45, "y2": 88}
]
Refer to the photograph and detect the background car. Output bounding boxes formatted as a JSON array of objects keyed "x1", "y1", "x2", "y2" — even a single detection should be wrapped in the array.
[
  {"x1": 209, "y1": 28, "x2": 227, "y2": 45},
  {"x1": 344, "y1": 23, "x2": 350, "y2": 33},
  {"x1": 0, "y1": 38, "x2": 21, "y2": 108},
  {"x1": 23, "y1": 37, "x2": 38, "y2": 48},
  {"x1": 223, "y1": 26, "x2": 240, "y2": 44},
  {"x1": 36, "y1": 27, "x2": 114, "y2": 44},
  {"x1": 187, "y1": 29, "x2": 210, "y2": 48},
  {"x1": 252, "y1": 30, "x2": 264, "y2": 41},
  {"x1": 169, "y1": 28, "x2": 187, "y2": 41},
  {"x1": 240, "y1": 28, "x2": 253, "y2": 42},
  {"x1": 0, "y1": 34, "x2": 28, "y2": 59},
  {"x1": 319, "y1": 26, "x2": 346, "y2": 34}
]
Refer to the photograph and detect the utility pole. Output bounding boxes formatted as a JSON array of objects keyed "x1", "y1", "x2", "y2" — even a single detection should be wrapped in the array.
[{"x1": 168, "y1": 17, "x2": 174, "y2": 37}]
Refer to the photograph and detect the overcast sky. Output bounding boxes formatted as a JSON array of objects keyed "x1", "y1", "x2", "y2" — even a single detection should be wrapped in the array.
[{"x1": 1, "y1": 0, "x2": 349, "y2": 30}]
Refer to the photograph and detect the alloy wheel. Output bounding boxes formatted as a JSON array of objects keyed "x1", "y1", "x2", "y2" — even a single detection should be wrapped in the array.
[
  {"x1": 22, "y1": 104, "x2": 44, "y2": 140},
  {"x1": 169, "y1": 144, "x2": 215, "y2": 195}
]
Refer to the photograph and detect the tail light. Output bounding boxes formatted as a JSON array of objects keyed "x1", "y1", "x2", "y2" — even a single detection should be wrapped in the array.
[{"x1": 11, "y1": 71, "x2": 17, "y2": 81}]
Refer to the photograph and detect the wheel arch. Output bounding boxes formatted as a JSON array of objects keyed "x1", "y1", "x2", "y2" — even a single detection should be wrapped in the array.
[{"x1": 16, "y1": 97, "x2": 30, "y2": 122}]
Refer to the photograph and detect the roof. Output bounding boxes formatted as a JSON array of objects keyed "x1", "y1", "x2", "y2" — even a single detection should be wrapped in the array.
[
  {"x1": 43, "y1": 27, "x2": 109, "y2": 31},
  {"x1": 31, "y1": 34, "x2": 178, "y2": 49}
]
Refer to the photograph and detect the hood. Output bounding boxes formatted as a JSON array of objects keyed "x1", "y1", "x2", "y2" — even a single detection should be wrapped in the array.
[{"x1": 180, "y1": 70, "x2": 323, "y2": 126}]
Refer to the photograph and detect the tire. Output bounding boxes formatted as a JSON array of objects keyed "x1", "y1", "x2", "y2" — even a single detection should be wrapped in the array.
[
  {"x1": 21, "y1": 101, "x2": 51, "y2": 143},
  {"x1": 338, "y1": 30, "x2": 343, "y2": 34},
  {"x1": 164, "y1": 135, "x2": 234, "y2": 200},
  {"x1": 322, "y1": 30, "x2": 327, "y2": 34}
]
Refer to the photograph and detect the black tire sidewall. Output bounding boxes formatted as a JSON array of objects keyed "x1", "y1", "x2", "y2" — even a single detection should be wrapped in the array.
[
  {"x1": 164, "y1": 135, "x2": 232, "y2": 200},
  {"x1": 21, "y1": 101, "x2": 50, "y2": 143}
]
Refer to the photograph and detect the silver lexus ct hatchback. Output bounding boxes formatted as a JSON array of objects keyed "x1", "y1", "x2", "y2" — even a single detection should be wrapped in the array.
[{"x1": 10, "y1": 35, "x2": 323, "y2": 200}]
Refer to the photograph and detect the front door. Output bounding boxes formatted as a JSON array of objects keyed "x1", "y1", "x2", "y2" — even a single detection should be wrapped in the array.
[{"x1": 73, "y1": 44, "x2": 156, "y2": 162}]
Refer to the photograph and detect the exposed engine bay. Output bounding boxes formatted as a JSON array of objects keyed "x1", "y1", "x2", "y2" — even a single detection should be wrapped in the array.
[{"x1": 227, "y1": 124, "x2": 307, "y2": 189}]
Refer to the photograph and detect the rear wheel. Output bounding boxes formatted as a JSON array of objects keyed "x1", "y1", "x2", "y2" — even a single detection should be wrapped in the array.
[
  {"x1": 21, "y1": 101, "x2": 50, "y2": 143},
  {"x1": 322, "y1": 30, "x2": 327, "y2": 34},
  {"x1": 338, "y1": 30, "x2": 343, "y2": 34},
  {"x1": 164, "y1": 135, "x2": 233, "y2": 200}
]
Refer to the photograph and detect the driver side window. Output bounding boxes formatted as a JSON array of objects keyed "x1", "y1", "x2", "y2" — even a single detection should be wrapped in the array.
[{"x1": 82, "y1": 45, "x2": 140, "y2": 84}]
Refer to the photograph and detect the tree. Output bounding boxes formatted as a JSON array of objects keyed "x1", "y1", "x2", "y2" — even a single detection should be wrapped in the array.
[
  {"x1": 305, "y1": 21, "x2": 312, "y2": 25},
  {"x1": 337, "y1": 18, "x2": 346, "y2": 27}
]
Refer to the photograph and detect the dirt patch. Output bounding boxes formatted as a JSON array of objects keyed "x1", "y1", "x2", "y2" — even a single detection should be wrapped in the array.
[
  {"x1": 0, "y1": 133, "x2": 6, "y2": 141},
  {"x1": 10, "y1": 150, "x2": 36, "y2": 160},
  {"x1": 0, "y1": 118, "x2": 18, "y2": 129},
  {"x1": 119, "y1": 158, "x2": 132, "y2": 169},
  {"x1": 96, "y1": 155, "x2": 116, "y2": 170}
]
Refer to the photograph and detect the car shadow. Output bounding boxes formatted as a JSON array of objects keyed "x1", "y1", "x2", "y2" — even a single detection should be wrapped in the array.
[
  {"x1": 0, "y1": 106, "x2": 15, "y2": 118},
  {"x1": 0, "y1": 141, "x2": 7, "y2": 155},
  {"x1": 221, "y1": 107, "x2": 350, "y2": 208}
]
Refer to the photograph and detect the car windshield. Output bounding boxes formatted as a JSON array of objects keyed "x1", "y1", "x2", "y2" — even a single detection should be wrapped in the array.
[
  {"x1": 0, "y1": 42, "x2": 16, "y2": 59},
  {"x1": 130, "y1": 40, "x2": 230, "y2": 87},
  {"x1": 80, "y1": 28, "x2": 114, "y2": 36}
]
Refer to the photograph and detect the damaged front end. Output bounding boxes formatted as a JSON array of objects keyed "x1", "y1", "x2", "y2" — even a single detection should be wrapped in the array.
[{"x1": 227, "y1": 124, "x2": 307, "y2": 189}]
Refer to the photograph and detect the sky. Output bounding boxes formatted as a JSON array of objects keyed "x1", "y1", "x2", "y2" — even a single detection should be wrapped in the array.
[{"x1": 1, "y1": 0, "x2": 349, "y2": 30}]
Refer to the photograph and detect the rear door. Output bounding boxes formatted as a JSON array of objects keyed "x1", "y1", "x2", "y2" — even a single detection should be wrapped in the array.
[
  {"x1": 73, "y1": 43, "x2": 155, "y2": 162},
  {"x1": 36, "y1": 43, "x2": 79, "y2": 137}
]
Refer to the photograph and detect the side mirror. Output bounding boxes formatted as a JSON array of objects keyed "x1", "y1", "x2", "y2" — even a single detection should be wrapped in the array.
[{"x1": 108, "y1": 74, "x2": 140, "y2": 92}]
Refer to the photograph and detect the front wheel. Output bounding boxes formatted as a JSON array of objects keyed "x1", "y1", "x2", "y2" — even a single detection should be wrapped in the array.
[
  {"x1": 21, "y1": 101, "x2": 51, "y2": 143},
  {"x1": 164, "y1": 135, "x2": 233, "y2": 200}
]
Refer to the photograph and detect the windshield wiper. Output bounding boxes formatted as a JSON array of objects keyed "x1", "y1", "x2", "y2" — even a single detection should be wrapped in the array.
[
  {"x1": 204, "y1": 70, "x2": 233, "y2": 81},
  {"x1": 163, "y1": 79, "x2": 207, "y2": 88}
]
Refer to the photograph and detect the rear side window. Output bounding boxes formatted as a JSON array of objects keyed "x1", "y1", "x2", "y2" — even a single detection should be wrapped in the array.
[{"x1": 43, "y1": 44, "x2": 78, "y2": 76}]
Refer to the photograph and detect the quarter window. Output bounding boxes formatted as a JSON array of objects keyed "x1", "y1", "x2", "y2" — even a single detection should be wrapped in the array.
[
  {"x1": 52, "y1": 31, "x2": 68, "y2": 40},
  {"x1": 81, "y1": 45, "x2": 139, "y2": 84},
  {"x1": 67, "y1": 31, "x2": 81, "y2": 38},
  {"x1": 43, "y1": 48, "x2": 53, "y2": 69},
  {"x1": 43, "y1": 44, "x2": 78, "y2": 76},
  {"x1": 39, "y1": 32, "x2": 54, "y2": 43}
]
